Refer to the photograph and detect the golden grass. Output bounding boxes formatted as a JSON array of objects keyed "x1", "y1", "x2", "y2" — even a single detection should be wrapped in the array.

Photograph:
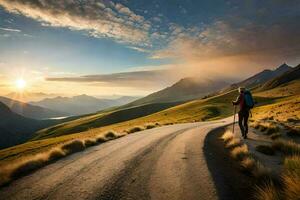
[
  {"x1": 144, "y1": 123, "x2": 157, "y2": 129},
  {"x1": 221, "y1": 130, "x2": 234, "y2": 143},
  {"x1": 61, "y1": 140, "x2": 85, "y2": 155},
  {"x1": 104, "y1": 131, "x2": 117, "y2": 139},
  {"x1": 272, "y1": 139, "x2": 300, "y2": 156},
  {"x1": 231, "y1": 144, "x2": 250, "y2": 161},
  {"x1": 84, "y1": 139, "x2": 97, "y2": 147},
  {"x1": 225, "y1": 138, "x2": 242, "y2": 149},
  {"x1": 127, "y1": 126, "x2": 144, "y2": 134},
  {"x1": 255, "y1": 156, "x2": 300, "y2": 200},
  {"x1": 255, "y1": 181, "x2": 281, "y2": 200},
  {"x1": 240, "y1": 157, "x2": 256, "y2": 172}
]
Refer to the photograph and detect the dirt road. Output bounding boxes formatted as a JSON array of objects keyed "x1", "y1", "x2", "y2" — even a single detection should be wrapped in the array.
[{"x1": 0, "y1": 117, "x2": 236, "y2": 200}]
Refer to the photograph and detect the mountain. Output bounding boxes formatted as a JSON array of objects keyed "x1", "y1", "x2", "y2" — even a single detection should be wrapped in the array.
[
  {"x1": 261, "y1": 64, "x2": 300, "y2": 90},
  {"x1": 5, "y1": 92, "x2": 59, "y2": 102},
  {"x1": 0, "y1": 102, "x2": 50, "y2": 149},
  {"x1": 30, "y1": 95, "x2": 139, "y2": 116},
  {"x1": 0, "y1": 96, "x2": 67, "y2": 119},
  {"x1": 123, "y1": 77, "x2": 229, "y2": 107},
  {"x1": 224, "y1": 63, "x2": 292, "y2": 91}
]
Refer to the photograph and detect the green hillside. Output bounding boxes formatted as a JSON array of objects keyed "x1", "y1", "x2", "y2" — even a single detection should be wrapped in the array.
[{"x1": 34, "y1": 102, "x2": 180, "y2": 139}]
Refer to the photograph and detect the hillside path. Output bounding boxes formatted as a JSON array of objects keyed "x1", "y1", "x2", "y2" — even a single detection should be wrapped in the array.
[{"x1": 0, "y1": 117, "x2": 235, "y2": 200}]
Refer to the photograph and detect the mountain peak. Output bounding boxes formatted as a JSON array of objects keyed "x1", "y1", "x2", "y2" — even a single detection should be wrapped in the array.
[{"x1": 275, "y1": 63, "x2": 292, "y2": 71}]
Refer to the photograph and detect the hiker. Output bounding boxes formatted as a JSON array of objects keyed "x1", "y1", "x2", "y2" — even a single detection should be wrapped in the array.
[{"x1": 232, "y1": 87, "x2": 254, "y2": 139}]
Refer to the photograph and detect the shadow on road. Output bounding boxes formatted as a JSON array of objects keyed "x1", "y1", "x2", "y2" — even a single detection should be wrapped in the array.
[{"x1": 203, "y1": 126, "x2": 255, "y2": 200}]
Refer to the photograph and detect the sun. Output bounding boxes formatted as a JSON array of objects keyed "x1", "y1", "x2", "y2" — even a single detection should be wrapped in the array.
[{"x1": 16, "y1": 79, "x2": 27, "y2": 90}]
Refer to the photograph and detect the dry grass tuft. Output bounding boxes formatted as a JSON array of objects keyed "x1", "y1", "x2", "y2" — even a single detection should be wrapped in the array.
[
  {"x1": 96, "y1": 136, "x2": 106, "y2": 143},
  {"x1": 226, "y1": 138, "x2": 242, "y2": 149},
  {"x1": 255, "y1": 181, "x2": 281, "y2": 200},
  {"x1": 240, "y1": 157, "x2": 256, "y2": 172},
  {"x1": 221, "y1": 130, "x2": 234, "y2": 143},
  {"x1": 127, "y1": 126, "x2": 144, "y2": 134},
  {"x1": 104, "y1": 131, "x2": 117, "y2": 139},
  {"x1": 272, "y1": 139, "x2": 300, "y2": 156},
  {"x1": 84, "y1": 139, "x2": 97, "y2": 147},
  {"x1": 252, "y1": 161, "x2": 273, "y2": 180},
  {"x1": 231, "y1": 144, "x2": 250, "y2": 161},
  {"x1": 61, "y1": 140, "x2": 85, "y2": 154},
  {"x1": 48, "y1": 148, "x2": 66, "y2": 161},
  {"x1": 10, "y1": 157, "x2": 46, "y2": 179},
  {"x1": 255, "y1": 145, "x2": 275, "y2": 156},
  {"x1": 145, "y1": 123, "x2": 156, "y2": 129}
]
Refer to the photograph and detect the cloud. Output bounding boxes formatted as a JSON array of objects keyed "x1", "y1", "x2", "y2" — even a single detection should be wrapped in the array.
[
  {"x1": 46, "y1": 69, "x2": 174, "y2": 89},
  {"x1": 0, "y1": 0, "x2": 151, "y2": 45},
  {"x1": 0, "y1": 27, "x2": 21, "y2": 32}
]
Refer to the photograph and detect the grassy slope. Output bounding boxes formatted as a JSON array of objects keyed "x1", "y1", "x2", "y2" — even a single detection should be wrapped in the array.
[
  {"x1": 251, "y1": 80, "x2": 300, "y2": 127},
  {"x1": 33, "y1": 102, "x2": 180, "y2": 140},
  {"x1": 0, "y1": 89, "x2": 275, "y2": 165}
]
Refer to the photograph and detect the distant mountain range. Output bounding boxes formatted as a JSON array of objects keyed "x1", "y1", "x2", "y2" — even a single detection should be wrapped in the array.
[
  {"x1": 0, "y1": 96, "x2": 66, "y2": 119},
  {"x1": 261, "y1": 64, "x2": 300, "y2": 90},
  {"x1": 30, "y1": 95, "x2": 139, "y2": 116},
  {"x1": 223, "y1": 63, "x2": 292, "y2": 92},
  {"x1": 0, "y1": 102, "x2": 54, "y2": 149},
  {"x1": 124, "y1": 77, "x2": 229, "y2": 107}
]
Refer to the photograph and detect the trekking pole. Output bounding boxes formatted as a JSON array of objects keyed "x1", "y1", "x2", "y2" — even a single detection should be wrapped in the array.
[{"x1": 232, "y1": 105, "x2": 236, "y2": 134}]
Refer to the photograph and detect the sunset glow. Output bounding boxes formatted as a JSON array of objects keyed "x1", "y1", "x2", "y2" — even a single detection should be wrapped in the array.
[{"x1": 15, "y1": 79, "x2": 27, "y2": 90}]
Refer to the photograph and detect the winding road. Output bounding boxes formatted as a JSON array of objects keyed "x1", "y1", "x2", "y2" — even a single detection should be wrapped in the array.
[{"x1": 0, "y1": 117, "x2": 234, "y2": 200}]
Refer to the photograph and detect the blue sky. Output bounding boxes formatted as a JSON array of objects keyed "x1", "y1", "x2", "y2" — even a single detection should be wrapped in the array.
[{"x1": 0, "y1": 0, "x2": 299, "y2": 98}]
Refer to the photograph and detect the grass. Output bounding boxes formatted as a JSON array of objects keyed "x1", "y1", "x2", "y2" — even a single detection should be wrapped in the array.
[
  {"x1": 231, "y1": 144, "x2": 250, "y2": 161},
  {"x1": 225, "y1": 138, "x2": 242, "y2": 149},
  {"x1": 255, "y1": 145, "x2": 275, "y2": 156},
  {"x1": 61, "y1": 140, "x2": 85, "y2": 155},
  {"x1": 145, "y1": 123, "x2": 157, "y2": 129},
  {"x1": 272, "y1": 139, "x2": 300, "y2": 156},
  {"x1": 221, "y1": 131, "x2": 273, "y2": 181},
  {"x1": 254, "y1": 156, "x2": 300, "y2": 200},
  {"x1": 221, "y1": 130, "x2": 234, "y2": 143},
  {"x1": 104, "y1": 131, "x2": 117, "y2": 139},
  {"x1": 84, "y1": 139, "x2": 97, "y2": 147},
  {"x1": 127, "y1": 126, "x2": 144, "y2": 134},
  {"x1": 255, "y1": 181, "x2": 281, "y2": 200},
  {"x1": 282, "y1": 156, "x2": 300, "y2": 200}
]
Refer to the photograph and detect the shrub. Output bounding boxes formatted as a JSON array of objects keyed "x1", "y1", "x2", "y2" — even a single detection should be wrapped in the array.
[
  {"x1": 272, "y1": 139, "x2": 300, "y2": 156},
  {"x1": 105, "y1": 131, "x2": 117, "y2": 139},
  {"x1": 62, "y1": 140, "x2": 85, "y2": 154},
  {"x1": 127, "y1": 126, "x2": 144, "y2": 134},
  {"x1": 255, "y1": 145, "x2": 275, "y2": 156},
  {"x1": 84, "y1": 139, "x2": 97, "y2": 147},
  {"x1": 231, "y1": 145, "x2": 250, "y2": 161}
]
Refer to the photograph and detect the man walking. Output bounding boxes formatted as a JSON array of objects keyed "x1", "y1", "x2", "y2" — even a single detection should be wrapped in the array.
[{"x1": 232, "y1": 87, "x2": 254, "y2": 139}]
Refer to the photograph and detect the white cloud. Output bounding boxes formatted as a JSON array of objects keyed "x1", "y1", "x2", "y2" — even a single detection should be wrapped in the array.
[{"x1": 0, "y1": 0, "x2": 151, "y2": 45}]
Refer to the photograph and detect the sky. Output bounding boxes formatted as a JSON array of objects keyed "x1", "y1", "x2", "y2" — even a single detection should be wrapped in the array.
[{"x1": 0, "y1": 0, "x2": 299, "y2": 100}]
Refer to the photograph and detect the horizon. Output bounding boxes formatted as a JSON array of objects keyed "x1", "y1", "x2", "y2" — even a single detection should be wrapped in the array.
[{"x1": 0, "y1": 0, "x2": 300, "y2": 100}]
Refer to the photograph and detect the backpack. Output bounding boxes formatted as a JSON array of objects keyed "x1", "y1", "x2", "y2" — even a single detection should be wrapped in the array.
[{"x1": 244, "y1": 91, "x2": 254, "y2": 109}]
